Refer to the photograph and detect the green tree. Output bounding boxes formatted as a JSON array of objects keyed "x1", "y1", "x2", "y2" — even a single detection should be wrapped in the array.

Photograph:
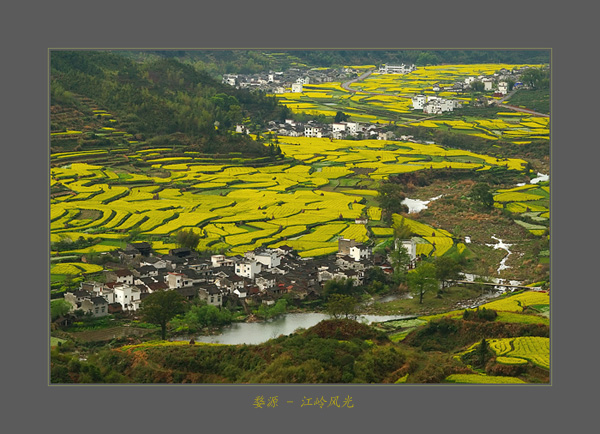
[
  {"x1": 322, "y1": 278, "x2": 356, "y2": 299},
  {"x1": 175, "y1": 228, "x2": 201, "y2": 250},
  {"x1": 139, "y1": 290, "x2": 186, "y2": 340},
  {"x1": 389, "y1": 244, "x2": 412, "y2": 284},
  {"x1": 477, "y1": 338, "x2": 490, "y2": 367},
  {"x1": 407, "y1": 262, "x2": 438, "y2": 304},
  {"x1": 325, "y1": 294, "x2": 358, "y2": 320},
  {"x1": 434, "y1": 256, "x2": 463, "y2": 290},
  {"x1": 334, "y1": 111, "x2": 350, "y2": 123},
  {"x1": 376, "y1": 181, "x2": 409, "y2": 223},
  {"x1": 51, "y1": 299, "x2": 72, "y2": 321},
  {"x1": 471, "y1": 81, "x2": 485, "y2": 92},
  {"x1": 470, "y1": 182, "x2": 494, "y2": 210},
  {"x1": 392, "y1": 217, "x2": 412, "y2": 240}
]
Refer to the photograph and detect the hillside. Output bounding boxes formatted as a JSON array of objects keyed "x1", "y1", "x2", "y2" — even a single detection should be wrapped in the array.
[
  {"x1": 50, "y1": 51, "x2": 291, "y2": 155},
  {"x1": 51, "y1": 313, "x2": 549, "y2": 384}
]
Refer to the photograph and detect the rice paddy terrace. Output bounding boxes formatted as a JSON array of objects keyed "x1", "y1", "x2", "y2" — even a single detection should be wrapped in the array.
[{"x1": 50, "y1": 63, "x2": 549, "y2": 281}]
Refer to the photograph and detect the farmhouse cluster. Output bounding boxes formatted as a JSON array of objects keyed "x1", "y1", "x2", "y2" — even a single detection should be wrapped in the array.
[
  {"x1": 222, "y1": 67, "x2": 355, "y2": 94},
  {"x1": 61, "y1": 238, "x2": 419, "y2": 318},
  {"x1": 236, "y1": 118, "x2": 398, "y2": 141}
]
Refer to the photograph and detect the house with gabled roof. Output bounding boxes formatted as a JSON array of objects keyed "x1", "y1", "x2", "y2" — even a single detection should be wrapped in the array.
[
  {"x1": 197, "y1": 284, "x2": 223, "y2": 307},
  {"x1": 106, "y1": 268, "x2": 134, "y2": 285}
]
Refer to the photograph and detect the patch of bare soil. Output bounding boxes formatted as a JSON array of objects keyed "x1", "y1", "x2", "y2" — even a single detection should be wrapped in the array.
[{"x1": 66, "y1": 326, "x2": 155, "y2": 342}]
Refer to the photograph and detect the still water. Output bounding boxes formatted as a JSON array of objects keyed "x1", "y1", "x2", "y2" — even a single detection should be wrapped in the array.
[{"x1": 176, "y1": 312, "x2": 413, "y2": 345}]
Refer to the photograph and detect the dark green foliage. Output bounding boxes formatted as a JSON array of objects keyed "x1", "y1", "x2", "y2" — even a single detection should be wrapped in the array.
[
  {"x1": 462, "y1": 307, "x2": 498, "y2": 322},
  {"x1": 407, "y1": 262, "x2": 438, "y2": 304},
  {"x1": 471, "y1": 81, "x2": 485, "y2": 92},
  {"x1": 389, "y1": 244, "x2": 412, "y2": 284},
  {"x1": 139, "y1": 290, "x2": 187, "y2": 340},
  {"x1": 255, "y1": 298, "x2": 288, "y2": 320},
  {"x1": 175, "y1": 228, "x2": 201, "y2": 250},
  {"x1": 469, "y1": 182, "x2": 494, "y2": 210},
  {"x1": 51, "y1": 235, "x2": 100, "y2": 252},
  {"x1": 376, "y1": 181, "x2": 409, "y2": 223},
  {"x1": 170, "y1": 303, "x2": 233, "y2": 332},
  {"x1": 325, "y1": 294, "x2": 359, "y2": 319},
  {"x1": 520, "y1": 67, "x2": 550, "y2": 89},
  {"x1": 322, "y1": 278, "x2": 358, "y2": 299},
  {"x1": 434, "y1": 256, "x2": 463, "y2": 289},
  {"x1": 50, "y1": 299, "x2": 72, "y2": 321},
  {"x1": 403, "y1": 317, "x2": 549, "y2": 352},
  {"x1": 50, "y1": 51, "x2": 285, "y2": 156},
  {"x1": 334, "y1": 111, "x2": 350, "y2": 122}
]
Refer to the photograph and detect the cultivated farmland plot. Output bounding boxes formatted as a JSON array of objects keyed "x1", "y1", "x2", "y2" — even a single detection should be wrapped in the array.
[
  {"x1": 50, "y1": 130, "x2": 531, "y2": 259},
  {"x1": 51, "y1": 62, "x2": 549, "y2": 283}
]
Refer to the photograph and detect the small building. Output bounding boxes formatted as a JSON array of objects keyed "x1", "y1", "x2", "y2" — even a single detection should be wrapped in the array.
[
  {"x1": 348, "y1": 244, "x2": 371, "y2": 262},
  {"x1": 211, "y1": 254, "x2": 236, "y2": 268},
  {"x1": 254, "y1": 249, "x2": 281, "y2": 269},
  {"x1": 411, "y1": 94, "x2": 427, "y2": 110},
  {"x1": 166, "y1": 272, "x2": 193, "y2": 289},
  {"x1": 304, "y1": 125, "x2": 324, "y2": 138},
  {"x1": 291, "y1": 83, "x2": 303, "y2": 93},
  {"x1": 198, "y1": 285, "x2": 223, "y2": 307},
  {"x1": 127, "y1": 242, "x2": 152, "y2": 256},
  {"x1": 235, "y1": 260, "x2": 262, "y2": 279},
  {"x1": 112, "y1": 284, "x2": 141, "y2": 311},
  {"x1": 338, "y1": 238, "x2": 358, "y2": 256},
  {"x1": 378, "y1": 64, "x2": 416, "y2": 74},
  {"x1": 109, "y1": 269, "x2": 134, "y2": 285},
  {"x1": 81, "y1": 297, "x2": 109, "y2": 317}
]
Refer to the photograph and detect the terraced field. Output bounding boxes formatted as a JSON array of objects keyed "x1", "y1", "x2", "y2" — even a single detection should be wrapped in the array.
[{"x1": 51, "y1": 132, "x2": 531, "y2": 267}]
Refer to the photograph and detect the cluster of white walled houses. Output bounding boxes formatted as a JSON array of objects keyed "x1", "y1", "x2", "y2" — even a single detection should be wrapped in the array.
[{"x1": 61, "y1": 237, "x2": 422, "y2": 319}]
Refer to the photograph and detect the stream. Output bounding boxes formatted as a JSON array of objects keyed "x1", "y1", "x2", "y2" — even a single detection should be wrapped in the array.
[{"x1": 485, "y1": 235, "x2": 513, "y2": 273}]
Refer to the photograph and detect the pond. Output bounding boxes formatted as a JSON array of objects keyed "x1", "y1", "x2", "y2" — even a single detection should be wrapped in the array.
[
  {"x1": 175, "y1": 312, "x2": 414, "y2": 345},
  {"x1": 401, "y1": 194, "x2": 443, "y2": 213}
]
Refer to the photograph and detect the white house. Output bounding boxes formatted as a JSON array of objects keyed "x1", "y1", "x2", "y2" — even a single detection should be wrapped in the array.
[
  {"x1": 211, "y1": 254, "x2": 236, "y2": 268},
  {"x1": 222, "y1": 74, "x2": 238, "y2": 86},
  {"x1": 423, "y1": 97, "x2": 458, "y2": 114},
  {"x1": 411, "y1": 94, "x2": 427, "y2": 110},
  {"x1": 304, "y1": 125, "x2": 323, "y2": 138},
  {"x1": 332, "y1": 122, "x2": 348, "y2": 139},
  {"x1": 113, "y1": 284, "x2": 141, "y2": 311},
  {"x1": 483, "y1": 78, "x2": 494, "y2": 91},
  {"x1": 166, "y1": 272, "x2": 193, "y2": 289},
  {"x1": 235, "y1": 260, "x2": 262, "y2": 279},
  {"x1": 233, "y1": 287, "x2": 248, "y2": 299},
  {"x1": 377, "y1": 131, "x2": 395, "y2": 141},
  {"x1": 498, "y1": 82, "x2": 508, "y2": 95},
  {"x1": 254, "y1": 249, "x2": 281, "y2": 269},
  {"x1": 255, "y1": 275, "x2": 276, "y2": 291},
  {"x1": 113, "y1": 269, "x2": 134, "y2": 285},
  {"x1": 345, "y1": 122, "x2": 360, "y2": 135},
  {"x1": 378, "y1": 64, "x2": 416, "y2": 74},
  {"x1": 291, "y1": 83, "x2": 303, "y2": 93},
  {"x1": 348, "y1": 244, "x2": 371, "y2": 262}
]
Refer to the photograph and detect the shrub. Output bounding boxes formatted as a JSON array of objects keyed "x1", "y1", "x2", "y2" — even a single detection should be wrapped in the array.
[{"x1": 462, "y1": 307, "x2": 498, "y2": 322}]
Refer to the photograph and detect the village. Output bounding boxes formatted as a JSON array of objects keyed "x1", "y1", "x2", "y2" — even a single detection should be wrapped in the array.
[
  {"x1": 230, "y1": 63, "x2": 538, "y2": 140},
  {"x1": 58, "y1": 233, "x2": 422, "y2": 323}
]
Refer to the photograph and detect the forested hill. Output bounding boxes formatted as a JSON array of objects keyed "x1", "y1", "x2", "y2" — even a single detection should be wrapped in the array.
[
  {"x1": 50, "y1": 51, "x2": 291, "y2": 155},
  {"x1": 118, "y1": 49, "x2": 551, "y2": 76}
]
